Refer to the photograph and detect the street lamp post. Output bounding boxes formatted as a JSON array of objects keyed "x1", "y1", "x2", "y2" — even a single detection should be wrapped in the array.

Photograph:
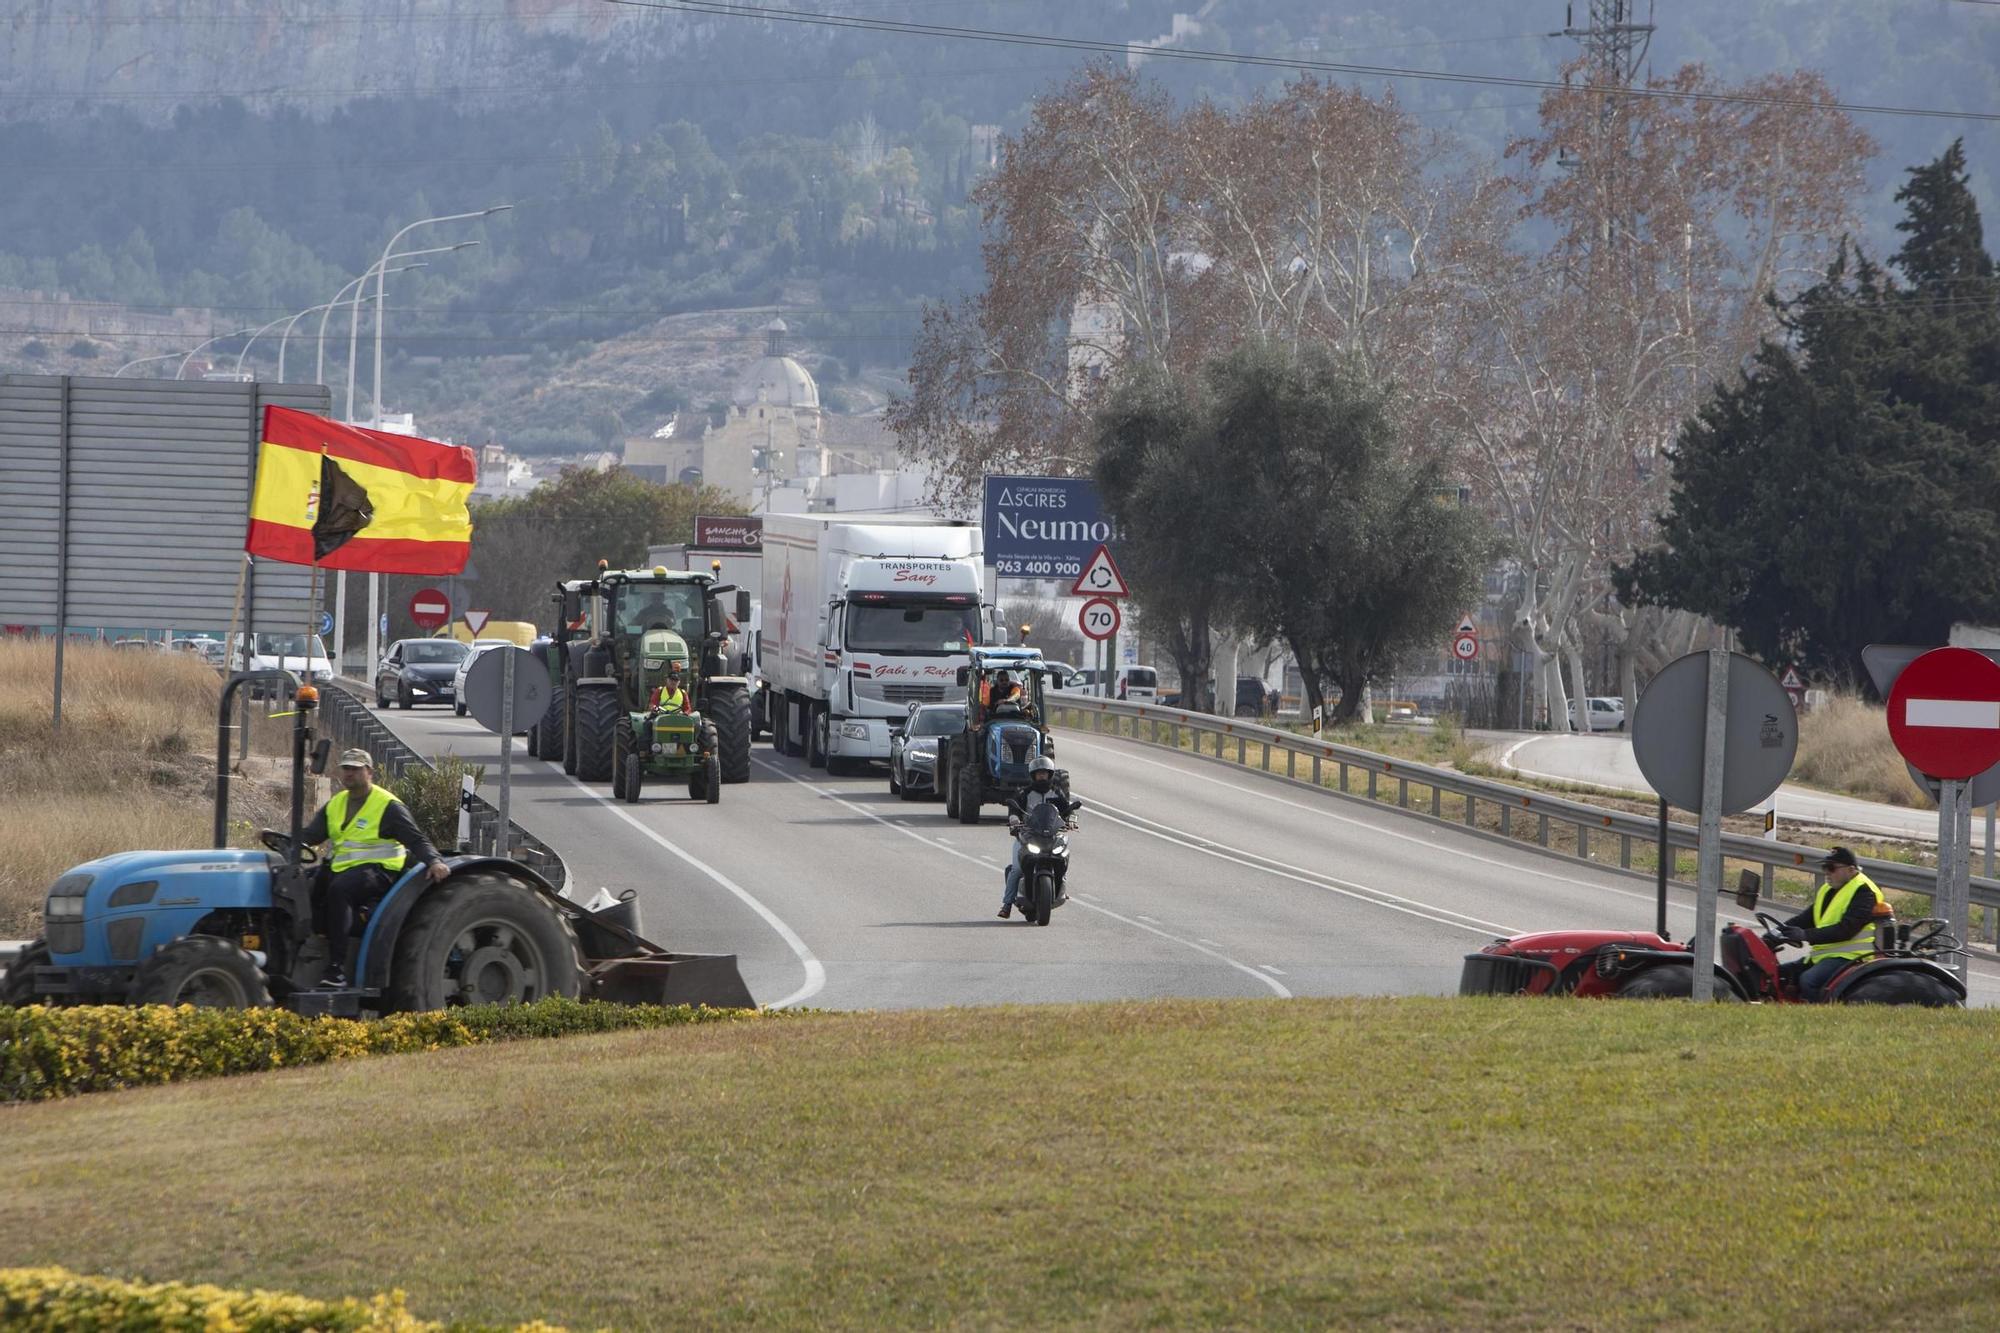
[
  {"x1": 176, "y1": 327, "x2": 256, "y2": 379},
  {"x1": 310, "y1": 260, "x2": 433, "y2": 389},
  {"x1": 360, "y1": 207, "x2": 508, "y2": 675},
  {"x1": 113, "y1": 351, "x2": 185, "y2": 377},
  {"x1": 338, "y1": 241, "x2": 478, "y2": 419}
]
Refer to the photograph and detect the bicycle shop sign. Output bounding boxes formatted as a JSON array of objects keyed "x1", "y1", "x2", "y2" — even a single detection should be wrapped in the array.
[{"x1": 983, "y1": 475, "x2": 1118, "y2": 580}]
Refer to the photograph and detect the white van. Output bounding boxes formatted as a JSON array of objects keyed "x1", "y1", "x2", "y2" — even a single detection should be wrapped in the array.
[{"x1": 232, "y1": 631, "x2": 333, "y2": 689}]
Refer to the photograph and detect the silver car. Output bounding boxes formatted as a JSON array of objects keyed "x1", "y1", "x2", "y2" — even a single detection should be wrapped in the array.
[{"x1": 889, "y1": 702, "x2": 963, "y2": 800}]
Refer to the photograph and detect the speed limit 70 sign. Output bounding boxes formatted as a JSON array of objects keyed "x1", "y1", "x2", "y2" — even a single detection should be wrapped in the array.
[{"x1": 1078, "y1": 598, "x2": 1121, "y2": 642}]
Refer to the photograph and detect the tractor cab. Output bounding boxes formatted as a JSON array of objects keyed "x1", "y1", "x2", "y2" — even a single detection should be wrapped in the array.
[{"x1": 938, "y1": 647, "x2": 1063, "y2": 825}]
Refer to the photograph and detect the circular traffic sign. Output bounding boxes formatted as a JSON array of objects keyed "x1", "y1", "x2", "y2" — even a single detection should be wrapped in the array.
[
  {"x1": 464, "y1": 646, "x2": 549, "y2": 736},
  {"x1": 317, "y1": 610, "x2": 334, "y2": 636},
  {"x1": 1452, "y1": 635, "x2": 1478, "y2": 661},
  {"x1": 1078, "y1": 597, "x2": 1121, "y2": 642},
  {"x1": 1632, "y1": 651, "x2": 1797, "y2": 815},
  {"x1": 1886, "y1": 646, "x2": 2000, "y2": 780},
  {"x1": 408, "y1": 587, "x2": 451, "y2": 630}
]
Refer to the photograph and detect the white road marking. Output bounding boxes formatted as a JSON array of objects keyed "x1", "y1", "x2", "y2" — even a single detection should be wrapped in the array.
[
  {"x1": 1135, "y1": 913, "x2": 1159, "y2": 924},
  {"x1": 546, "y1": 765, "x2": 825, "y2": 1010},
  {"x1": 1260, "y1": 965, "x2": 1287, "y2": 976},
  {"x1": 751, "y1": 755, "x2": 1290, "y2": 998},
  {"x1": 1088, "y1": 799, "x2": 1516, "y2": 940}
]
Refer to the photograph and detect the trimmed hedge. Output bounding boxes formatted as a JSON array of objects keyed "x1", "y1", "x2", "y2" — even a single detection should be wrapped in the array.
[
  {"x1": 0, "y1": 996, "x2": 770, "y2": 1102},
  {"x1": 0, "y1": 1266, "x2": 568, "y2": 1331}
]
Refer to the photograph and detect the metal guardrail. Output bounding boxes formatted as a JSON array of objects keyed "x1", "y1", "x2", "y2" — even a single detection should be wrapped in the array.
[
  {"x1": 318, "y1": 683, "x2": 568, "y2": 894},
  {"x1": 1046, "y1": 694, "x2": 2000, "y2": 920}
]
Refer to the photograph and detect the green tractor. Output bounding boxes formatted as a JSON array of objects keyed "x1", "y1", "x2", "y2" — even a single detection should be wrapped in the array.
[
  {"x1": 613, "y1": 627, "x2": 722, "y2": 804},
  {"x1": 527, "y1": 564, "x2": 753, "y2": 795}
]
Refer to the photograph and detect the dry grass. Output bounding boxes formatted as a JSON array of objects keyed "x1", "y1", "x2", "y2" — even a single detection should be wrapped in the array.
[
  {"x1": 1794, "y1": 691, "x2": 1930, "y2": 808},
  {"x1": 0, "y1": 640, "x2": 295, "y2": 935},
  {"x1": 2, "y1": 998, "x2": 1998, "y2": 1329}
]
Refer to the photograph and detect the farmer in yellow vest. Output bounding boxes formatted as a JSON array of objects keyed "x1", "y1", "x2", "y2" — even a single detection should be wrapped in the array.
[
  {"x1": 301, "y1": 747, "x2": 449, "y2": 989},
  {"x1": 1771, "y1": 847, "x2": 1884, "y2": 1002}
]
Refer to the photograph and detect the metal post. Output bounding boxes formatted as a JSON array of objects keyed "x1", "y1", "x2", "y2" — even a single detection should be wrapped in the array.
[
  {"x1": 497, "y1": 649, "x2": 515, "y2": 857},
  {"x1": 1936, "y1": 778, "x2": 1972, "y2": 985},
  {"x1": 1692, "y1": 647, "x2": 1730, "y2": 1000},
  {"x1": 1986, "y1": 802, "x2": 1997, "y2": 945},
  {"x1": 51, "y1": 376, "x2": 71, "y2": 734},
  {"x1": 1655, "y1": 796, "x2": 1671, "y2": 940},
  {"x1": 458, "y1": 773, "x2": 474, "y2": 852}
]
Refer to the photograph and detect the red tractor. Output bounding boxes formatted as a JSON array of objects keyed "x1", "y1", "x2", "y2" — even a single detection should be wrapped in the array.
[{"x1": 1461, "y1": 878, "x2": 1965, "y2": 1006}]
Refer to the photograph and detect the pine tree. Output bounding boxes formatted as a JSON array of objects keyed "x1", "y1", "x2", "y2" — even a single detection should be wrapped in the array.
[{"x1": 1891, "y1": 139, "x2": 1995, "y2": 291}]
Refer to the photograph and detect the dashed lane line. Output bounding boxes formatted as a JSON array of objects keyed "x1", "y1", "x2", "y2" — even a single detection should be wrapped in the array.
[{"x1": 750, "y1": 755, "x2": 1290, "y2": 999}]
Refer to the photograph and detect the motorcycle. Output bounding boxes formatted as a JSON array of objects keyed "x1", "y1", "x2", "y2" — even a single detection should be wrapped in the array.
[
  {"x1": 1462, "y1": 874, "x2": 1966, "y2": 1006},
  {"x1": 1009, "y1": 800, "x2": 1079, "y2": 927}
]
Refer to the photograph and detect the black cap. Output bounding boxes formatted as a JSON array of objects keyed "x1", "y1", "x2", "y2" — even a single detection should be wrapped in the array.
[{"x1": 1821, "y1": 846, "x2": 1858, "y2": 868}]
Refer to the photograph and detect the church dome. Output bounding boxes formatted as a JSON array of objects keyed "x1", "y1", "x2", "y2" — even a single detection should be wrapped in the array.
[{"x1": 732, "y1": 317, "x2": 820, "y2": 411}]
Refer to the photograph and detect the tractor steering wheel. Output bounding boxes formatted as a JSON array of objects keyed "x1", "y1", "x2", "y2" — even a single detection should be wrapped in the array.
[
  {"x1": 1754, "y1": 911, "x2": 1794, "y2": 949},
  {"x1": 259, "y1": 829, "x2": 319, "y2": 864}
]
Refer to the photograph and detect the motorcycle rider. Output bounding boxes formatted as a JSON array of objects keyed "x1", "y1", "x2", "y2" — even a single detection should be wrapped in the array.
[
  {"x1": 1770, "y1": 847, "x2": 1884, "y2": 1002},
  {"x1": 999, "y1": 756, "x2": 1080, "y2": 919}
]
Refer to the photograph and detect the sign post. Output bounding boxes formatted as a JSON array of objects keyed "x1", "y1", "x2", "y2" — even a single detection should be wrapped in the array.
[
  {"x1": 1882, "y1": 646, "x2": 2000, "y2": 980},
  {"x1": 1451, "y1": 617, "x2": 1479, "y2": 663},
  {"x1": 464, "y1": 646, "x2": 550, "y2": 860},
  {"x1": 1071, "y1": 543, "x2": 1128, "y2": 698},
  {"x1": 1632, "y1": 650, "x2": 1798, "y2": 996}
]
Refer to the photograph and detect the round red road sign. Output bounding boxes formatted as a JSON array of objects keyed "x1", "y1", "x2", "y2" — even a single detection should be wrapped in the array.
[
  {"x1": 1886, "y1": 646, "x2": 2000, "y2": 780},
  {"x1": 408, "y1": 588, "x2": 451, "y2": 631},
  {"x1": 1078, "y1": 597, "x2": 1121, "y2": 642},
  {"x1": 1451, "y1": 634, "x2": 1478, "y2": 661}
]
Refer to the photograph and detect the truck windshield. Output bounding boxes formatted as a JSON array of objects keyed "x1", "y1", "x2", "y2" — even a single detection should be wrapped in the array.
[
  {"x1": 618, "y1": 583, "x2": 704, "y2": 640},
  {"x1": 847, "y1": 604, "x2": 980, "y2": 654}
]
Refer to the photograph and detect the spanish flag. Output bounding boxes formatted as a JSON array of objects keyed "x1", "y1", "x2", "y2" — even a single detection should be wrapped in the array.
[{"x1": 245, "y1": 407, "x2": 474, "y2": 574}]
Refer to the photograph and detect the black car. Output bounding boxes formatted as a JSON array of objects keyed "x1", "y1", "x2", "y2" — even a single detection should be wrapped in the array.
[
  {"x1": 888, "y1": 702, "x2": 963, "y2": 800},
  {"x1": 375, "y1": 638, "x2": 470, "y2": 710}
]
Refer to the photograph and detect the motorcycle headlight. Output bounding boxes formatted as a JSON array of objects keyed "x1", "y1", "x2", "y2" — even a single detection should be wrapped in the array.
[
  {"x1": 1023, "y1": 841, "x2": 1048, "y2": 856},
  {"x1": 839, "y1": 722, "x2": 869, "y2": 741}
]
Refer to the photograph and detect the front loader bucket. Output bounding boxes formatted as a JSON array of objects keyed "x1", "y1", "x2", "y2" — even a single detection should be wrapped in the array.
[{"x1": 588, "y1": 953, "x2": 757, "y2": 1009}]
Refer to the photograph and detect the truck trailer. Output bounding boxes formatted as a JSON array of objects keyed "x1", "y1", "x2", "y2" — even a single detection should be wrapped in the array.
[{"x1": 760, "y1": 513, "x2": 994, "y2": 772}]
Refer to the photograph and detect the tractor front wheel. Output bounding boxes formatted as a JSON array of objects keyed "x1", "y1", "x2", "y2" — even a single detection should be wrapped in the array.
[
  {"x1": 1, "y1": 940, "x2": 50, "y2": 1006},
  {"x1": 708, "y1": 686, "x2": 752, "y2": 784},
  {"x1": 703, "y1": 754, "x2": 721, "y2": 804},
  {"x1": 956, "y1": 765, "x2": 983, "y2": 825},
  {"x1": 130, "y1": 936, "x2": 272, "y2": 1008},
  {"x1": 624, "y1": 753, "x2": 645, "y2": 805},
  {"x1": 573, "y1": 687, "x2": 620, "y2": 782},
  {"x1": 612, "y1": 718, "x2": 631, "y2": 799},
  {"x1": 1616, "y1": 966, "x2": 1741, "y2": 1001},
  {"x1": 386, "y1": 872, "x2": 583, "y2": 1011}
]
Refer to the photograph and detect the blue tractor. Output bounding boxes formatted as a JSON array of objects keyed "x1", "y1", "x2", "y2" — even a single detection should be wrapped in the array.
[
  {"x1": 938, "y1": 647, "x2": 1067, "y2": 825},
  {"x1": 0, "y1": 671, "x2": 754, "y2": 1014}
]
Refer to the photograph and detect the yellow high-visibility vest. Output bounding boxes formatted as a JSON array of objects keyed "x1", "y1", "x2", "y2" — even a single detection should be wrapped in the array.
[
  {"x1": 1809, "y1": 873, "x2": 1880, "y2": 964},
  {"x1": 327, "y1": 785, "x2": 408, "y2": 874}
]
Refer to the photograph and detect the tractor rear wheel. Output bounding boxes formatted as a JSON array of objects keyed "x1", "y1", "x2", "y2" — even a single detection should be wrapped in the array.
[
  {"x1": 530, "y1": 677, "x2": 566, "y2": 760},
  {"x1": 708, "y1": 686, "x2": 752, "y2": 784},
  {"x1": 1, "y1": 941, "x2": 50, "y2": 1006},
  {"x1": 573, "y1": 686, "x2": 620, "y2": 782},
  {"x1": 1840, "y1": 968, "x2": 1961, "y2": 1007},
  {"x1": 386, "y1": 871, "x2": 583, "y2": 1011},
  {"x1": 130, "y1": 936, "x2": 272, "y2": 1008},
  {"x1": 956, "y1": 765, "x2": 983, "y2": 825},
  {"x1": 1616, "y1": 966, "x2": 1741, "y2": 1001}
]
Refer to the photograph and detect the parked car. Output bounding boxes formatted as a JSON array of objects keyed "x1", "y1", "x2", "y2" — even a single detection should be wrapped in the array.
[
  {"x1": 1045, "y1": 662, "x2": 1086, "y2": 691},
  {"x1": 1234, "y1": 676, "x2": 1282, "y2": 718},
  {"x1": 452, "y1": 638, "x2": 522, "y2": 716},
  {"x1": 112, "y1": 637, "x2": 166, "y2": 652},
  {"x1": 1572, "y1": 695, "x2": 1627, "y2": 732},
  {"x1": 232, "y1": 632, "x2": 333, "y2": 697},
  {"x1": 889, "y1": 702, "x2": 964, "y2": 800},
  {"x1": 374, "y1": 637, "x2": 470, "y2": 710}
]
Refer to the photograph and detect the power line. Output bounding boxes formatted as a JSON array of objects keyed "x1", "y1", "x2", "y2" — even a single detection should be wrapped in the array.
[{"x1": 592, "y1": 0, "x2": 2000, "y2": 125}]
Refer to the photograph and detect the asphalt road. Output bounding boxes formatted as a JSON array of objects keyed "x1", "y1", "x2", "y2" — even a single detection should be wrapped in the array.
[
  {"x1": 1492, "y1": 732, "x2": 1980, "y2": 848},
  {"x1": 365, "y1": 701, "x2": 2000, "y2": 1010}
]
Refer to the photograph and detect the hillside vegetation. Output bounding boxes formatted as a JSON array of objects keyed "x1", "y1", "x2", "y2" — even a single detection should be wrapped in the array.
[{"x1": 0, "y1": 641, "x2": 295, "y2": 936}]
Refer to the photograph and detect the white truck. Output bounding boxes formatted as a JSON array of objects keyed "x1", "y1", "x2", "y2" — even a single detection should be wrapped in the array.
[{"x1": 761, "y1": 513, "x2": 995, "y2": 772}]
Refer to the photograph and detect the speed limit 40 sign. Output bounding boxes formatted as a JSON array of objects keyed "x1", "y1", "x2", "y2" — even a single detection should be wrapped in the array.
[{"x1": 1078, "y1": 598, "x2": 1121, "y2": 642}]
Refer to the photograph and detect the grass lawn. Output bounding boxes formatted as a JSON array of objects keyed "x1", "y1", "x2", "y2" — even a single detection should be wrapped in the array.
[{"x1": 3, "y1": 998, "x2": 1998, "y2": 1329}]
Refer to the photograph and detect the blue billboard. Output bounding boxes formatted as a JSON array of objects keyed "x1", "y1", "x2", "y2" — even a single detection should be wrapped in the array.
[{"x1": 983, "y1": 475, "x2": 1116, "y2": 580}]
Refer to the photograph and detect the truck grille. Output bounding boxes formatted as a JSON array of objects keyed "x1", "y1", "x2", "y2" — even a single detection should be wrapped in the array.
[{"x1": 880, "y1": 684, "x2": 949, "y2": 704}]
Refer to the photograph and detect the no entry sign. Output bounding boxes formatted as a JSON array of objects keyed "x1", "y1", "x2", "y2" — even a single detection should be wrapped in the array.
[
  {"x1": 1887, "y1": 646, "x2": 2000, "y2": 780},
  {"x1": 408, "y1": 588, "x2": 451, "y2": 630}
]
